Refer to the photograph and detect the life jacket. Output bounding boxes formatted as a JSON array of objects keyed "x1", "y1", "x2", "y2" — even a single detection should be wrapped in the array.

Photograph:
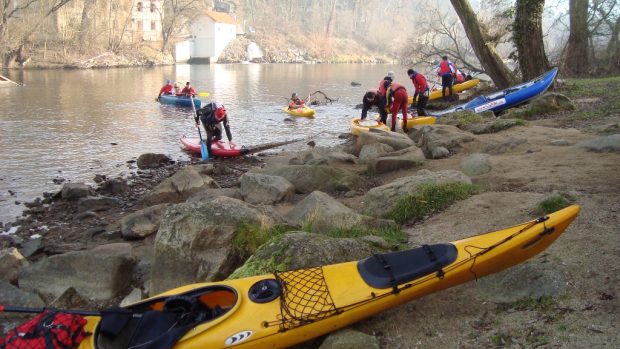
[
  {"x1": 455, "y1": 70, "x2": 465, "y2": 83},
  {"x1": 378, "y1": 80, "x2": 390, "y2": 96},
  {"x1": 0, "y1": 311, "x2": 87, "y2": 349},
  {"x1": 439, "y1": 60, "x2": 453, "y2": 75}
]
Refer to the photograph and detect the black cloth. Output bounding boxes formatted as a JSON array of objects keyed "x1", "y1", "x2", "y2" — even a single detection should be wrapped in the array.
[
  {"x1": 441, "y1": 74, "x2": 454, "y2": 99},
  {"x1": 416, "y1": 94, "x2": 429, "y2": 116},
  {"x1": 197, "y1": 102, "x2": 232, "y2": 150},
  {"x1": 361, "y1": 91, "x2": 387, "y2": 123}
]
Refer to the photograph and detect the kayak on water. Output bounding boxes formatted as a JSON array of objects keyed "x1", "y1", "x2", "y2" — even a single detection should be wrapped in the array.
[
  {"x1": 159, "y1": 95, "x2": 202, "y2": 109},
  {"x1": 431, "y1": 68, "x2": 558, "y2": 117},
  {"x1": 408, "y1": 78, "x2": 480, "y2": 104},
  {"x1": 282, "y1": 106, "x2": 315, "y2": 118},
  {"x1": 350, "y1": 118, "x2": 389, "y2": 136},
  {"x1": 180, "y1": 136, "x2": 249, "y2": 158},
  {"x1": 71, "y1": 204, "x2": 579, "y2": 349}
]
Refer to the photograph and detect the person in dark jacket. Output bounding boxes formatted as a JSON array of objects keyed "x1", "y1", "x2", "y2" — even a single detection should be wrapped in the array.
[
  {"x1": 407, "y1": 69, "x2": 429, "y2": 116},
  {"x1": 361, "y1": 89, "x2": 388, "y2": 124},
  {"x1": 195, "y1": 102, "x2": 233, "y2": 151}
]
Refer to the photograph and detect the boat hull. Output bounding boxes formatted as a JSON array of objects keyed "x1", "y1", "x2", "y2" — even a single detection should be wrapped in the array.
[
  {"x1": 282, "y1": 106, "x2": 315, "y2": 118},
  {"x1": 350, "y1": 118, "x2": 389, "y2": 136},
  {"x1": 180, "y1": 136, "x2": 247, "y2": 157},
  {"x1": 408, "y1": 79, "x2": 480, "y2": 104},
  {"x1": 160, "y1": 95, "x2": 201, "y2": 108},
  {"x1": 79, "y1": 205, "x2": 579, "y2": 349}
]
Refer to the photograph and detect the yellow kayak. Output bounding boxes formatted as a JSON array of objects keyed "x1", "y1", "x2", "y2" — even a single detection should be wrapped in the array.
[
  {"x1": 408, "y1": 79, "x2": 480, "y2": 104},
  {"x1": 401, "y1": 116, "x2": 437, "y2": 128},
  {"x1": 350, "y1": 118, "x2": 389, "y2": 136},
  {"x1": 79, "y1": 205, "x2": 579, "y2": 349},
  {"x1": 282, "y1": 106, "x2": 315, "y2": 118}
]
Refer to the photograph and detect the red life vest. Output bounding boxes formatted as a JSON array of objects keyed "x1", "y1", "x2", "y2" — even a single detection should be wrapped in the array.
[
  {"x1": 455, "y1": 70, "x2": 465, "y2": 83},
  {"x1": 439, "y1": 60, "x2": 452, "y2": 75}
]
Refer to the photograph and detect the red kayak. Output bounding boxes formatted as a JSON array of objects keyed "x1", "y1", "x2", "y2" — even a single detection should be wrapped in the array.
[{"x1": 180, "y1": 136, "x2": 249, "y2": 157}]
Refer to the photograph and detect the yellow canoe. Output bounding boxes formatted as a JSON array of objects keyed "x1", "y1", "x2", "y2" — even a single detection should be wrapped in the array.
[
  {"x1": 401, "y1": 116, "x2": 437, "y2": 128},
  {"x1": 79, "y1": 205, "x2": 579, "y2": 349},
  {"x1": 350, "y1": 118, "x2": 390, "y2": 136},
  {"x1": 408, "y1": 78, "x2": 480, "y2": 104},
  {"x1": 282, "y1": 106, "x2": 315, "y2": 118}
]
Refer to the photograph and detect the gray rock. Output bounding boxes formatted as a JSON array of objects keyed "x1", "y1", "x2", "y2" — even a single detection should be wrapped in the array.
[
  {"x1": 430, "y1": 146, "x2": 450, "y2": 159},
  {"x1": 524, "y1": 92, "x2": 576, "y2": 119},
  {"x1": 99, "y1": 178, "x2": 129, "y2": 195},
  {"x1": 460, "y1": 153, "x2": 492, "y2": 176},
  {"x1": 19, "y1": 243, "x2": 136, "y2": 301},
  {"x1": 465, "y1": 118, "x2": 520, "y2": 134},
  {"x1": 140, "y1": 165, "x2": 219, "y2": 205},
  {"x1": 186, "y1": 188, "x2": 242, "y2": 202},
  {"x1": 358, "y1": 143, "x2": 395, "y2": 164},
  {"x1": 477, "y1": 261, "x2": 566, "y2": 303},
  {"x1": 136, "y1": 153, "x2": 171, "y2": 169},
  {"x1": 151, "y1": 196, "x2": 277, "y2": 294},
  {"x1": 0, "y1": 248, "x2": 28, "y2": 283},
  {"x1": 120, "y1": 288, "x2": 143, "y2": 307},
  {"x1": 411, "y1": 125, "x2": 474, "y2": 158},
  {"x1": 239, "y1": 173, "x2": 295, "y2": 205},
  {"x1": 355, "y1": 130, "x2": 416, "y2": 155},
  {"x1": 77, "y1": 196, "x2": 121, "y2": 212},
  {"x1": 254, "y1": 165, "x2": 363, "y2": 194},
  {"x1": 364, "y1": 169, "x2": 471, "y2": 216},
  {"x1": 20, "y1": 237, "x2": 43, "y2": 258},
  {"x1": 0, "y1": 281, "x2": 44, "y2": 308},
  {"x1": 367, "y1": 146, "x2": 426, "y2": 174},
  {"x1": 289, "y1": 148, "x2": 358, "y2": 166},
  {"x1": 575, "y1": 134, "x2": 620, "y2": 153},
  {"x1": 483, "y1": 138, "x2": 528, "y2": 155},
  {"x1": 549, "y1": 139, "x2": 571, "y2": 146},
  {"x1": 319, "y1": 329, "x2": 380, "y2": 349},
  {"x1": 61, "y1": 183, "x2": 93, "y2": 201},
  {"x1": 120, "y1": 204, "x2": 170, "y2": 239},
  {"x1": 285, "y1": 191, "x2": 396, "y2": 233}
]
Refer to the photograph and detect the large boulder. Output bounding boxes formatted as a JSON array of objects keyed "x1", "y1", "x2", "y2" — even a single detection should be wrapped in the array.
[
  {"x1": 410, "y1": 125, "x2": 474, "y2": 159},
  {"x1": 19, "y1": 243, "x2": 136, "y2": 301},
  {"x1": 0, "y1": 248, "x2": 28, "y2": 283},
  {"x1": 229, "y1": 232, "x2": 390, "y2": 279},
  {"x1": 61, "y1": 183, "x2": 93, "y2": 201},
  {"x1": 285, "y1": 191, "x2": 396, "y2": 233},
  {"x1": 366, "y1": 146, "x2": 425, "y2": 174},
  {"x1": 363, "y1": 169, "x2": 471, "y2": 216},
  {"x1": 289, "y1": 148, "x2": 358, "y2": 165},
  {"x1": 0, "y1": 281, "x2": 44, "y2": 308},
  {"x1": 99, "y1": 178, "x2": 129, "y2": 195},
  {"x1": 355, "y1": 130, "x2": 416, "y2": 155},
  {"x1": 239, "y1": 173, "x2": 294, "y2": 205},
  {"x1": 575, "y1": 134, "x2": 620, "y2": 153},
  {"x1": 504, "y1": 92, "x2": 576, "y2": 120},
  {"x1": 140, "y1": 165, "x2": 218, "y2": 205},
  {"x1": 319, "y1": 329, "x2": 380, "y2": 349},
  {"x1": 151, "y1": 196, "x2": 277, "y2": 294},
  {"x1": 120, "y1": 204, "x2": 170, "y2": 239},
  {"x1": 136, "y1": 153, "x2": 171, "y2": 169},
  {"x1": 460, "y1": 153, "x2": 492, "y2": 176},
  {"x1": 358, "y1": 143, "x2": 395, "y2": 163},
  {"x1": 186, "y1": 188, "x2": 242, "y2": 202},
  {"x1": 253, "y1": 165, "x2": 363, "y2": 194}
]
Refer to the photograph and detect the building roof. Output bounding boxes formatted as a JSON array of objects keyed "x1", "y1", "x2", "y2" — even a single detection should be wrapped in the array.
[{"x1": 204, "y1": 11, "x2": 236, "y2": 25}]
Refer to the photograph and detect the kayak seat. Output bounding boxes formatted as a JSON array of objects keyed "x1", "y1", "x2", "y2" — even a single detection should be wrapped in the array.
[{"x1": 357, "y1": 243, "x2": 458, "y2": 289}]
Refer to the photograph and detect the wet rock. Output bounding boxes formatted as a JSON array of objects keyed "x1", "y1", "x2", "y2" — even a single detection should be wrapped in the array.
[
  {"x1": 61, "y1": 183, "x2": 93, "y2": 201},
  {"x1": 460, "y1": 153, "x2": 492, "y2": 176},
  {"x1": 366, "y1": 146, "x2": 426, "y2": 174},
  {"x1": 23, "y1": 198, "x2": 43, "y2": 208},
  {"x1": 338, "y1": 133, "x2": 351, "y2": 139},
  {"x1": 239, "y1": 173, "x2": 294, "y2": 205},
  {"x1": 483, "y1": 138, "x2": 527, "y2": 155},
  {"x1": 350, "y1": 81, "x2": 362, "y2": 86},
  {"x1": 99, "y1": 178, "x2": 129, "y2": 195},
  {"x1": 319, "y1": 329, "x2": 380, "y2": 349},
  {"x1": 285, "y1": 191, "x2": 396, "y2": 233},
  {"x1": 186, "y1": 188, "x2": 242, "y2": 202},
  {"x1": 151, "y1": 197, "x2": 277, "y2": 294},
  {"x1": 254, "y1": 165, "x2": 363, "y2": 194},
  {"x1": 410, "y1": 125, "x2": 474, "y2": 158},
  {"x1": 77, "y1": 196, "x2": 121, "y2": 212},
  {"x1": 93, "y1": 174, "x2": 107, "y2": 183},
  {"x1": 52, "y1": 177, "x2": 66, "y2": 184},
  {"x1": 355, "y1": 130, "x2": 416, "y2": 155},
  {"x1": 136, "y1": 153, "x2": 171, "y2": 169},
  {"x1": 575, "y1": 134, "x2": 620, "y2": 153},
  {"x1": 0, "y1": 248, "x2": 28, "y2": 283},
  {"x1": 0, "y1": 281, "x2": 45, "y2": 308},
  {"x1": 307, "y1": 140, "x2": 316, "y2": 147},
  {"x1": 120, "y1": 204, "x2": 170, "y2": 240},
  {"x1": 20, "y1": 237, "x2": 43, "y2": 258},
  {"x1": 363, "y1": 169, "x2": 471, "y2": 216},
  {"x1": 19, "y1": 243, "x2": 136, "y2": 301},
  {"x1": 139, "y1": 165, "x2": 218, "y2": 205}
]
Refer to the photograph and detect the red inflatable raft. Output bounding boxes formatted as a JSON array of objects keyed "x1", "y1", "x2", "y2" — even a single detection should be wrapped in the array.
[{"x1": 180, "y1": 136, "x2": 249, "y2": 157}]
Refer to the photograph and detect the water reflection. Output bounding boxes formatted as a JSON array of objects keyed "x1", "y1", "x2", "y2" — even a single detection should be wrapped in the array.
[{"x1": 0, "y1": 63, "x2": 405, "y2": 223}]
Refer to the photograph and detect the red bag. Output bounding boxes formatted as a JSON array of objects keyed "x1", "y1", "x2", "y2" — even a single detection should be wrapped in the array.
[{"x1": 0, "y1": 311, "x2": 87, "y2": 349}]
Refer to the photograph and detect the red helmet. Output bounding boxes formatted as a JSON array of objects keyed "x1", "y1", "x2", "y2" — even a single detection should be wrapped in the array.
[{"x1": 215, "y1": 105, "x2": 227, "y2": 120}]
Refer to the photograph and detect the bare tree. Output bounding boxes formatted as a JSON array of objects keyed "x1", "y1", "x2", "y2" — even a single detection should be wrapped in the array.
[
  {"x1": 565, "y1": 0, "x2": 589, "y2": 76},
  {"x1": 450, "y1": 0, "x2": 516, "y2": 88},
  {"x1": 158, "y1": 0, "x2": 205, "y2": 53},
  {"x1": 513, "y1": 0, "x2": 550, "y2": 80}
]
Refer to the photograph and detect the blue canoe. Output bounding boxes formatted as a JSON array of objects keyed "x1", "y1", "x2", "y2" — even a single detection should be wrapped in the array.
[
  {"x1": 432, "y1": 67, "x2": 558, "y2": 116},
  {"x1": 159, "y1": 94, "x2": 201, "y2": 108}
]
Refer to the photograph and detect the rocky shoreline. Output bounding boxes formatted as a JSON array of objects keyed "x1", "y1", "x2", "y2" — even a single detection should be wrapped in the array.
[{"x1": 1, "y1": 86, "x2": 619, "y2": 348}]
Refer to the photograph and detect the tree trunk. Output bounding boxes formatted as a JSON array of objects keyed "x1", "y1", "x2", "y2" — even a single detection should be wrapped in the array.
[
  {"x1": 325, "y1": 0, "x2": 337, "y2": 37},
  {"x1": 79, "y1": 0, "x2": 97, "y2": 47},
  {"x1": 450, "y1": 0, "x2": 515, "y2": 89},
  {"x1": 513, "y1": 0, "x2": 550, "y2": 81},
  {"x1": 565, "y1": 0, "x2": 589, "y2": 76}
]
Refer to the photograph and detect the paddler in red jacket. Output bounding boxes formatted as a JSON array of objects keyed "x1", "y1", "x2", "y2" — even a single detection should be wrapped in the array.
[
  {"x1": 407, "y1": 69, "x2": 429, "y2": 116},
  {"x1": 157, "y1": 79, "x2": 173, "y2": 100},
  {"x1": 181, "y1": 82, "x2": 196, "y2": 97},
  {"x1": 436, "y1": 55, "x2": 456, "y2": 100},
  {"x1": 384, "y1": 80, "x2": 409, "y2": 133}
]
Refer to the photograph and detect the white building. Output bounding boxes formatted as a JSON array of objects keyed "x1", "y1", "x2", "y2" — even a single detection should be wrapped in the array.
[
  {"x1": 131, "y1": 0, "x2": 162, "y2": 41},
  {"x1": 175, "y1": 11, "x2": 237, "y2": 63}
]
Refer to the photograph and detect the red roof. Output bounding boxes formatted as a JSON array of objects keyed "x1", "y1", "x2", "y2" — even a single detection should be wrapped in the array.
[{"x1": 205, "y1": 11, "x2": 236, "y2": 25}]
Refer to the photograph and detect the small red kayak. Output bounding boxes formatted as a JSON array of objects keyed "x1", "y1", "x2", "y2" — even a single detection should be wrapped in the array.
[{"x1": 180, "y1": 136, "x2": 249, "y2": 157}]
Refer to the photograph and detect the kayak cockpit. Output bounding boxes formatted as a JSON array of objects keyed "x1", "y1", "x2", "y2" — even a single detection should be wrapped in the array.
[
  {"x1": 95, "y1": 285, "x2": 238, "y2": 349},
  {"x1": 357, "y1": 243, "x2": 458, "y2": 289}
]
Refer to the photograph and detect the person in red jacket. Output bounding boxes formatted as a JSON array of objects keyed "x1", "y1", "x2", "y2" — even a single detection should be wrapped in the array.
[
  {"x1": 181, "y1": 82, "x2": 196, "y2": 97},
  {"x1": 384, "y1": 80, "x2": 409, "y2": 133},
  {"x1": 157, "y1": 79, "x2": 173, "y2": 99},
  {"x1": 407, "y1": 69, "x2": 429, "y2": 116},
  {"x1": 436, "y1": 55, "x2": 456, "y2": 100},
  {"x1": 288, "y1": 92, "x2": 305, "y2": 109},
  {"x1": 455, "y1": 69, "x2": 465, "y2": 84}
]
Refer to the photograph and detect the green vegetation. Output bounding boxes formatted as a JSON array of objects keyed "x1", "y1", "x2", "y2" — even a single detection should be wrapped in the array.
[
  {"x1": 490, "y1": 333, "x2": 512, "y2": 347},
  {"x1": 227, "y1": 253, "x2": 289, "y2": 280},
  {"x1": 560, "y1": 77, "x2": 620, "y2": 119},
  {"x1": 510, "y1": 295, "x2": 556, "y2": 311},
  {"x1": 534, "y1": 193, "x2": 575, "y2": 215},
  {"x1": 384, "y1": 182, "x2": 482, "y2": 224},
  {"x1": 458, "y1": 112, "x2": 483, "y2": 126},
  {"x1": 515, "y1": 118, "x2": 528, "y2": 126},
  {"x1": 321, "y1": 226, "x2": 407, "y2": 247},
  {"x1": 233, "y1": 223, "x2": 295, "y2": 259}
]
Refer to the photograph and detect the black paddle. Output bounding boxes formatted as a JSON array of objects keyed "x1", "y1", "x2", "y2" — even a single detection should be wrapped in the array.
[{"x1": 0, "y1": 304, "x2": 141, "y2": 318}]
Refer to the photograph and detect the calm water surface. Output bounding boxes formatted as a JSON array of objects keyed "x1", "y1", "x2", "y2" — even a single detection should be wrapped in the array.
[{"x1": 0, "y1": 63, "x2": 408, "y2": 223}]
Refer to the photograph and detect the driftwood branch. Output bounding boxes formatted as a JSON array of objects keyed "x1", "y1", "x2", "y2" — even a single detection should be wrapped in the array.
[{"x1": 308, "y1": 90, "x2": 338, "y2": 105}]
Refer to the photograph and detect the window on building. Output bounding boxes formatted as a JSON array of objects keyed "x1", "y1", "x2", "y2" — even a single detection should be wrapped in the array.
[
  {"x1": 137, "y1": 2, "x2": 143, "y2": 12},
  {"x1": 151, "y1": 21, "x2": 156, "y2": 31},
  {"x1": 150, "y1": 2, "x2": 156, "y2": 13}
]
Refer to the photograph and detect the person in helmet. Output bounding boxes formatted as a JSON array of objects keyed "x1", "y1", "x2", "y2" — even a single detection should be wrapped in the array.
[
  {"x1": 288, "y1": 92, "x2": 305, "y2": 109},
  {"x1": 195, "y1": 102, "x2": 233, "y2": 152},
  {"x1": 157, "y1": 79, "x2": 173, "y2": 99}
]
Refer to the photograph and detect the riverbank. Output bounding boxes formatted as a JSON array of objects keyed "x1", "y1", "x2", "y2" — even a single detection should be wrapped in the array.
[{"x1": 1, "y1": 77, "x2": 619, "y2": 347}]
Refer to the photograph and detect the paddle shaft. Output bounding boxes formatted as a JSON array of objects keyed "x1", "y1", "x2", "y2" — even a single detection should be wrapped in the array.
[
  {"x1": 189, "y1": 94, "x2": 209, "y2": 160},
  {"x1": 0, "y1": 304, "x2": 141, "y2": 318}
]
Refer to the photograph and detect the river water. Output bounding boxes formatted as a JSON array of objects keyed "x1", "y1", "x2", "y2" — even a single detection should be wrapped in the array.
[{"x1": 0, "y1": 63, "x2": 408, "y2": 224}]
